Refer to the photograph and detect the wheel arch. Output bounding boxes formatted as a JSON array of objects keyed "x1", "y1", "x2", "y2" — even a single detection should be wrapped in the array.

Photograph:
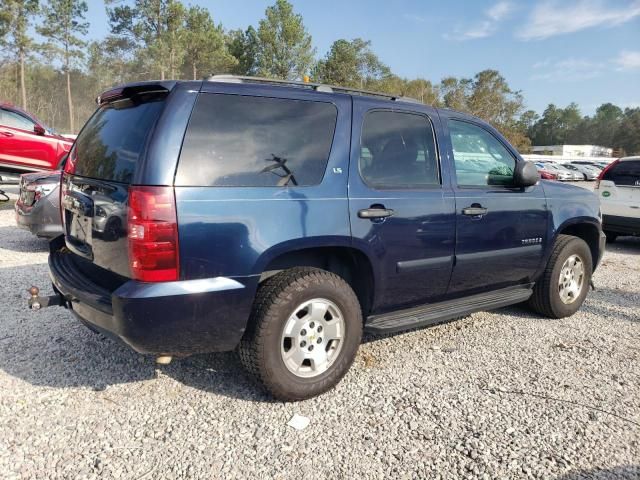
[
  {"x1": 556, "y1": 219, "x2": 601, "y2": 270},
  {"x1": 257, "y1": 244, "x2": 376, "y2": 317}
]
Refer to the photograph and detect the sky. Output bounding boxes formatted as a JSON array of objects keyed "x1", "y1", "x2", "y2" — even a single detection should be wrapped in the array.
[{"x1": 84, "y1": 0, "x2": 640, "y2": 115}]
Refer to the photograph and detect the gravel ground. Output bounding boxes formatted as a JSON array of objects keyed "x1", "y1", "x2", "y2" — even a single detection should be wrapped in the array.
[{"x1": 0, "y1": 191, "x2": 639, "y2": 480}]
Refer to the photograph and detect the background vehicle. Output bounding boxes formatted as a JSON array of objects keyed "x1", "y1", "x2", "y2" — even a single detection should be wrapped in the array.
[
  {"x1": 536, "y1": 162, "x2": 572, "y2": 181},
  {"x1": 15, "y1": 154, "x2": 67, "y2": 238},
  {"x1": 564, "y1": 163, "x2": 598, "y2": 180},
  {"x1": 37, "y1": 78, "x2": 605, "y2": 401},
  {"x1": 534, "y1": 163, "x2": 558, "y2": 180},
  {"x1": 15, "y1": 170, "x2": 63, "y2": 238},
  {"x1": 0, "y1": 102, "x2": 73, "y2": 173},
  {"x1": 595, "y1": 156, "x2": 640, "y2": 242}
]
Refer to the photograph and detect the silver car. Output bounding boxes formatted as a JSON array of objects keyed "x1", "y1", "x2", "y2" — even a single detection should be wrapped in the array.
[
  {"x1": 539, "y1": 162, "x2": 574, "y2": 181},
  {"x1": 568, "y1": 163, "x2": 599, "y2": 180}
]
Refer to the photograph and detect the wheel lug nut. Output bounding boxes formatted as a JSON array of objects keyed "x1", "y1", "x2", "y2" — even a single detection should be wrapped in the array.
[
  {"x1": 300, "y1": 341, "x2": 306, "y2": 347},
  {"x1": 317, "y1": 337, "x2": 322, "y2": 344},
  {"x1": 300, "y1": 329, "x2": 307, "y2": 336},
  {"x1": 317, "y1": 326, "x2": 323, "y2": 332},
  {"x1": 309, "y1": 322, "x2": 315, "y2": 328},
  {"x1": 308, "y1": 345, "x2": 314, "y2": 351}
]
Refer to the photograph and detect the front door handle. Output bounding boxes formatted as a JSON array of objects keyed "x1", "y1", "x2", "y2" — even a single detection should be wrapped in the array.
[
  {"x1": 462, "y1": 204, "x2": 488, "y2": 216},
  {"x1": 358, "y1": 207, "x2": 395, "y2": 219},
  {"x1": 0, "y1": 131, "x2": 14, "y2": 137}
]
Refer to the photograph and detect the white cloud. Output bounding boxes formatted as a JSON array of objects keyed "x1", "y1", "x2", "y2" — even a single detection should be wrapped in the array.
[
  {"x1": 531, "y1": 57, "x2": 605, "y2": 82},
  {"x1": 487, "y1": 1, "x2": 515, "y2": 21},
  {"x1": 445, "y1": 1, "x2": 514, "y2": 41},
  {"x1": 615, "y1": 50, "x2": 640, "y2": 70},
  {"x1": 518, "y1": 0, "x2": 640, "y2": 40},
  {"x1": 402, "y1": 13, "x2": 427, "y2": 23}
]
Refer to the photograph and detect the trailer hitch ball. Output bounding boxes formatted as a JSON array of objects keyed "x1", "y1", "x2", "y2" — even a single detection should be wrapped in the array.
[{"x1": 29, "y1": 286, "x2": 41, "y2": 310}]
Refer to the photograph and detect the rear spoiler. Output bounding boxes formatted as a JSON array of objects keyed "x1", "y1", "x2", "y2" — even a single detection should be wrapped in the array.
[{"x1": 96, "y1": 81, "x2": 176, "y2": 106}]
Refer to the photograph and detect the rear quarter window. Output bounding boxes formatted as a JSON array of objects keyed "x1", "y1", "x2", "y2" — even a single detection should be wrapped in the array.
[
  {"x1": 175, "y1": 93, "x2": 338, "y2": 187},
  {"x1": 603, "y1": 160, "x2": 640, "y2": 186}
]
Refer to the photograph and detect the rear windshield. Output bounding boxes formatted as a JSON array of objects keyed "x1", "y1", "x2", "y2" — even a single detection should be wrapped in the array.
[
  {"x1": 176, "y1": 93, "x2": 338, "y2": 187},
  {"x1": 72, "y1": 97, "x2": 165, "y2": 183},
  {"x1": 603, "y1": 160, "x2": 640, "y2": 186}
]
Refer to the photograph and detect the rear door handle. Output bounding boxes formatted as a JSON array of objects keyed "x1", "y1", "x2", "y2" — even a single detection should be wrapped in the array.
[
  {"x1": 462, "y1": 205, "x2": 488, "y2": 216},
  {"x1": 0, "y1": 131, "x2": 14, "y2": 137},
  {"x1": 358, "y1": 207, "x2": 395, "y2": 219}
]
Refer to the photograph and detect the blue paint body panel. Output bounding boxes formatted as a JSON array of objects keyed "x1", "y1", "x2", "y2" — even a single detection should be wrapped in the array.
[{"x1": 47, "y1": 80, "x2": 605, "y2": 356}]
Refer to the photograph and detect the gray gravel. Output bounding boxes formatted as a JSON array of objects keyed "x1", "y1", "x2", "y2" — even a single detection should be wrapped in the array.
[{"x1": 1, "y1": 196, "x2": 639, "y2": 479}]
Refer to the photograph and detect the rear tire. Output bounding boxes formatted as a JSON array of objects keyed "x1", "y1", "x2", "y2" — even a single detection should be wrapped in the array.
[
  {"x1": 238, "y1": 267, "x2": 362, "y2": 401},
  {"x1": 528, "y1": 235, "x2": 592, "y2": 318}
]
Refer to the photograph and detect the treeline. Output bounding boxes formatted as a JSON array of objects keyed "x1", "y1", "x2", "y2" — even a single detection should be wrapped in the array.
[{"x1": 1, "y1": 0, "x2": 638, "y2": 155}]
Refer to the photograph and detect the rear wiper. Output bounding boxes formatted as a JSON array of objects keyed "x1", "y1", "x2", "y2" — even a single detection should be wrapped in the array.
[{"x1": 262, "y1": 154, "x2": 298, "y2": 186}]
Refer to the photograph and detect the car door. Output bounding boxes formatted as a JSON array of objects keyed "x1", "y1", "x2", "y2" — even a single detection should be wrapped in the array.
[
  {"x1": 0, "y1": 108, "x2": 56, "y2": 170},
  {"x1": 441, "y1": 115, "x2": 548, "y2": 296},
  {"x1": 349, "y1": 98, "x2": 456, "y2": 312}
]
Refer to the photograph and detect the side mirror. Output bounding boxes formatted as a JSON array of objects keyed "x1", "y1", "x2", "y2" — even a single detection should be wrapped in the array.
[
  {"x1": 34, "y1": 124, "x2": 45, "y2": 136},
  {"x1": 514, "y1": 161, "x2": 540, "y2": 187}
]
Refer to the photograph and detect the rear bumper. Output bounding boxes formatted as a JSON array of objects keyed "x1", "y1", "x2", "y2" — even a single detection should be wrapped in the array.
[
  {"x1": 602, "y1": 214, "x2": 640, "y2": 236},
  {"x1": 49, "y1": 247, "x2": 258, "y2": 355}
]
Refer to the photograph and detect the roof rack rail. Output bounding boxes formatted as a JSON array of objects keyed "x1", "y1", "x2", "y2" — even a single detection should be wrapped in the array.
[{"x1": 206, "y1": 74, "x2": 421, "y2": 104}]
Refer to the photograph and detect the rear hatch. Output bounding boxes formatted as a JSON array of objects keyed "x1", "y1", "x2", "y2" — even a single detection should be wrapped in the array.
[
  {"x1": 598, "y1": 159, "x2": 640, "y2": 217},
  {"x1": 61, "y1": 86, "x2": 169, "y2": 280}
]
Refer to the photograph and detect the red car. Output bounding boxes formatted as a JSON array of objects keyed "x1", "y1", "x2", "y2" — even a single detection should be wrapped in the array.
[{"x1": 0, "y1": 102, "x2": 73, "y2": 172}]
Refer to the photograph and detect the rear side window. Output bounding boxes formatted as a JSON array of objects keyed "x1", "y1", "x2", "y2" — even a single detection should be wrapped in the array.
[
  {"x1": 1, "y1": 109, "x2": 35, "y2": 131},
  {"x1": 176, "y1": 94, "x2": 338, "y2": 187},
  {"x1": 359, "y1": 110, "x2": 440, "y2": 189},
  {"x1": 603, "y1": 160, "x2": 640, "y2": 186},
  {"x1": 73, "y1": 97, "x2": 165, "y2": 183}
]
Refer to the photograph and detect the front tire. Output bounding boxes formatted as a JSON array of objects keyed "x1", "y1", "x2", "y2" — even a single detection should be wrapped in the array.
[
  {"x1": 238, "y1": 267, "x2": 362, "y2": 401},
  {"x1": 528, "y1": 235, "x2": 592, "y2": 318}
]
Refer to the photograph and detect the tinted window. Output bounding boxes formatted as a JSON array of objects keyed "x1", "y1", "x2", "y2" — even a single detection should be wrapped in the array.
[
  {"x1": 1, "y1": 109, "x2": 35, "y2": 131},
  {"x1": 603, "y1": 160, "x2": 640, "y2": 186},
  {"x1": 359, "y1": 110, "x2": 439, "y2": 188},
  {"x1": 449, "y1": 120, "x2": 515, "y2": 187},
  {"x1": 73, "y1": 97, "x2": 165, "y2": 183},
  {"x1": 176, "y1": 94, "x2": 337, "y2": 187}
]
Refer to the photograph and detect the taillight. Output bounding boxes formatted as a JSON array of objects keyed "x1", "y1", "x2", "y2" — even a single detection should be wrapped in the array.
[
  {"x1": 128, "y1": 186, "x2": 180, "y2": 282},
  {"x1": 595, "y1": 159, "x2": 619, "y2": 189},
  {"x1": 64, "y1": 150, "x2": 76, "y2": 175}
]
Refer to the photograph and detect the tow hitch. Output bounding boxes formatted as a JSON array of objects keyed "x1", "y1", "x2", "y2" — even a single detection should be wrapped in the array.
[{"x1": 28, "y1": 286, "x2": 65, "y2": 310}]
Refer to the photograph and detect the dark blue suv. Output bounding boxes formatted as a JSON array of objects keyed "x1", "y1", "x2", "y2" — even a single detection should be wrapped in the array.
[{"x1": 42, "y1": 76, "x2": 605, "y2": 400}]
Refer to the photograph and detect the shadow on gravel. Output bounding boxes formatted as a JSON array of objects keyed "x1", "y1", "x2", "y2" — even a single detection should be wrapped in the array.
[
  {"x1": 606, "y1": 236, "x2": 640, "y2": 254},
  {"x1": 558, "y1": 465, "x2": 640, "y2": 480},
  {"x1": 0, "y1": 264, "x2": 272, "y2": 401},
  {"x1": 582, "y1": 288, "x2": 640, "y2": 323},
  {"x1": 0, "y1": 226, "x2": 50, "y2": 253}
]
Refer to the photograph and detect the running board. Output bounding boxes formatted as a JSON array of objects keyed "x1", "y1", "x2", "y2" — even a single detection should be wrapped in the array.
[{"x1": 365, "y1": 284, "x2": 533, "y2": 334}]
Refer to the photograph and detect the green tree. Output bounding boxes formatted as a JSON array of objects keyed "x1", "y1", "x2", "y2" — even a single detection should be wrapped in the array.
[
  {"x1": 590, "y1": 103, "x2": 623, "y2": 147},
  {"x1": 38, "y1": 0, "x2": 88, "y2": 132},
  {"x1": 440, "y1": 77, "x2": 472, "y2": 112},
  {"x1": 0, "y1": 0, "x2": 39, "y2": 109},
  {"x1": 402, "y1": 78, "x2": 439, "y2": 105},
  {"x1": 613, "y1": 108, "x2": 640, "y2": 155},
  {"x1": 227, "y1": 26, "x2": 258, "y2": 75},
  {"x1": 106, "y1": 0, "x2": 187, "y2": 81},
  {"x1": 256, "y1": 0, "x2": 314, "y2": 80},
  {"x1": 183, "y1": 6, "x2": 235, "y2": 79},
  {"x1": 314, "y1": 38, "x2": 390, "y2": 88}
]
